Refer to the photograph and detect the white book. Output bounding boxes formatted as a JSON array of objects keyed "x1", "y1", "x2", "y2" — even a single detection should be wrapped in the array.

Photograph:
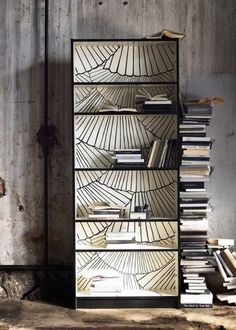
[
  {"x1": 185, "y1": 188, "x2": 206, "y2": 192},
  {"x1": 117, "y1": 158, "x2": 145, "y2": 163},
  {"x1": 188, "y1": 284, "x2": 207, "y2": 289},
  {"x1": 224, "y1": 284, "x2": 236, "y2": 290},
  {"x1": 182, "y1": 137, "x2": 211, "y2": 142},
  {"x1": 145, "y1": 100, "x2": 172, "y2": 104},
  {"x1": 112, "y1": 154, "x2": 142, "y2": 159},
  {"x1": 182, "y1": 145, "x2": 210, "y2": 149},
  {"x1": 88, "y1": 214, "x2": 120, "y2": 219},
  {"x1": 208, "y1": 238, "x2": 234, "y2": 246},
  {"x1": 180, "y1": 203, "x2": 209, "y2": 208},
  {"x1": 181, "y1": 291, "x2": 213, "y2": 305},
  {"x1": 182, "y1": 273, "x2": 203, "y2": 278},
  {"x1": 185, "y1": 289, "x2": 207, "y2": 293}
]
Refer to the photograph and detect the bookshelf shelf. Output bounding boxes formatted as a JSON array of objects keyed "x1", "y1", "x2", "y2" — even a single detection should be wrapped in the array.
[
  {"x1": 72, "y1": 38, "x2": 180, "y2": 308},
  {"x1": 74, "y1": 167, "x2": 179, "y2": 171}
]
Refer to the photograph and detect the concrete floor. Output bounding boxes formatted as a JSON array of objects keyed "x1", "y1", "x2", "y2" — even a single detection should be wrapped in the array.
[{"x1": 0, "y1": 301, "x2": 236, "y2": 329}]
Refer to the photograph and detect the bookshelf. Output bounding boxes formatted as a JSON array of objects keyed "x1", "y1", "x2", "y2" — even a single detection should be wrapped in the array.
[{"x1": 72, "y1": 39, "x2": 180, "y2": 308}]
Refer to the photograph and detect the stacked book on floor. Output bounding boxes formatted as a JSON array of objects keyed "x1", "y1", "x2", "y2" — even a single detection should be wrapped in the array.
[
  {"x1": 147, "y1": 139, "x2": 177, "y2": 168},
  {"x1": 180, "y1": 98, "x2": 216, "y2": 308},
  {"x1": 135, "y1": 90, "x2": 172, "y2": 112},
  {"x1": 112, "y1": 149, "x2": 145, "y2": 168},
  {"x1": 208, "y1": 239, "x2": 236, "y2": 304}
]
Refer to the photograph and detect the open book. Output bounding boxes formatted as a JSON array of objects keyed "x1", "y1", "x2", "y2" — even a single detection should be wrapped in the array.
[
  {"x1": 135, "y1": 89, "x2": 171, "y2": 104},
  {"x1": 184, "y1": 97, "x2": 224, "y2": 107},
  {"x1": 99, "y1": 99, "x2": 137, "y2": 113},
  {"x1": 145, "y1": 29, "x2": 185, "y2": 40}
]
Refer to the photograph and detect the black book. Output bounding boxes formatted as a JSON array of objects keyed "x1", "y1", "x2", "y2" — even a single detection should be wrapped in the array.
[
  {"x1": 182, "y1": 141, "x2": 212, "y2": 147},
  {"x1": 180, "y1": 182, "x2": 205, "y2": 190},
  {"x1": 182, "y1": 157, "x2": 210, "y2": 161},
  {"x1": 180, "y1": 237, "x2": 207, "y2": 243},
  {"x1": 143, "y1": 104, "x2": 172, "y2": 110},
  {"x1": 181, "y1": 251, "x2": 209, "y2": 256},
  {"x1": 93, "y1": 210, "x2": 121, "y2": 215},
  {"x1": 180, "y1": 133, "x2": 207, "y2": 137},
  {"x1": 180, "y1": 199, "x2": 209, "y2": 203},
  {"x1": 180, "y1": 231, "x2": 208, "y2": 236}
]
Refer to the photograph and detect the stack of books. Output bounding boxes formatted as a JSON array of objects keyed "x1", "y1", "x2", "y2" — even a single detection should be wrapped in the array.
[
  {"x1": 182, "y1": 273, "x2": 208, "y2": 293},
  {"x1": 210, "y1": 241, "x2": 236, "y2": 304},
  {"x1": 88, "y1": 202, "x2": 126, "y2": 219},
  {"x1": 90, "y1": 275, "x2": 123, "y2": 294},
  {"x1": 147, "y1": 139, "x2": 177, "y2": 168},
  {"x1": 112, "y1": 149, "x2": 145, "y2": 168},
  {"x1": 181, "y1": 99, "x2": 214, "y2": 125},
  {"x1": 179, "y1": 98, "x2": 217, "y2": 308},
  {"x1": 106, "y1": 232, "x2": 136, "y2": 245},
  {"x1": 135, "y1": 90, "x2": 172, "y2": 112},
  {"x1": 180, "y1": 137, "x2": 212, "y2": 181}
]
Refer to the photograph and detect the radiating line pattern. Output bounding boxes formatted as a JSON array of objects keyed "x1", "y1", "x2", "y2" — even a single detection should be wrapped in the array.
[
  {"x1": 75, "y1": 170, "x2": 177, "y2": 218},
  {"x1": 73, "y1": 41, "x2": 177, "y2": 83},
  {"x1": 74, "y1": 85, "x2": 177, "y2": 113},
  {"x1": 76, "y1": 251, "x2": 178, "y2": 295},
  {"x1": 75, "y1": 221, "x2": 177, "y2": 249},
  {"x1": 74, "y1": 115, "x2": 177, "y2": 168}
]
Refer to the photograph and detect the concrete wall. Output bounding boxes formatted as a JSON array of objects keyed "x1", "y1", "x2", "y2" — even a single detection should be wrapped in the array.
[{"x1": 0, "y1": 0, "x2": 236, "y2": 267}]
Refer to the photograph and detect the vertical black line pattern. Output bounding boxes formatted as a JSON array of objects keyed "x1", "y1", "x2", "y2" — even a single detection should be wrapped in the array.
[{"x1": 44, "y1": 0, "x2": 49, "y2": 275}]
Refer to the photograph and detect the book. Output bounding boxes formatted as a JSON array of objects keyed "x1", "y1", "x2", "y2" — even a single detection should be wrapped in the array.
[
  {"x1": 88, "y1": 214, "x2": 120, "y2": 219},
  {"x1": 145, "y1": 29, "x2": 185, "y2": 40},
  {"x1": 135, "y1": 89, "x2": 171, "y2": 103},
  {"x1": 114, "y1": 149, "x2": 140, "y2": 152},
  {"x1": 180, "y1": 290, "x2": 213, "y2": 305},
  {"x1": 112, "y1": 154, "x2": 142, "y2": 159},
  {"x1": 220, "y1": 249, "x2": 236, "y2": 276},
  {"x1": 99, "y1": 99, "x2": 137, "y2": 113},
  {"x1": 184, "y1": 97, "x2": 224, "y2": 107},
  {"x1": 208, "y1": 238, "x2": 234, "y2": 247},
  {"x1": 130, "y1": 212, "x2": 147, "y2": 220},
  {"x1": 116, "y1": 158, "x2": 145, "y2": 163},
  {"x1": 182, "y1": 137, "x2": 211, "y2": 142},
  {"x1": 147, "y1": 140, "x2": 161, "y2": 167},
  {"x1": 217, "y1": 292, "x2": 236, "y2": 304}
]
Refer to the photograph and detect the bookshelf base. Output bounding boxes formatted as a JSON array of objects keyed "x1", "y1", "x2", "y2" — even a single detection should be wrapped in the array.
[{"x1": 75, "y1": 296, "x2": 178, "y2": 309}]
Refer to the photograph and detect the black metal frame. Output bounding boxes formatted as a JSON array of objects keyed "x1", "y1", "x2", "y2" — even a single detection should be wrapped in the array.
[{"x1": 72, "y1": 38, "x2": 181, "y2": 308}]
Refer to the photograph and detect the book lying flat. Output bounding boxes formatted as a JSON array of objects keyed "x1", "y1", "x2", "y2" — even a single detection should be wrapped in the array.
[
  {"x1": 180, "y1": 290, "x2": 213, "y2": 305},
  {"x1": 208, "y1": 238, "x2": 234, "y2": 246},
  {"x1": 99, "y1": 99, "x2": 137, "y2": 113},
  {"x1": 145, "y1": 29, "x2": 185, "y2": 40}
]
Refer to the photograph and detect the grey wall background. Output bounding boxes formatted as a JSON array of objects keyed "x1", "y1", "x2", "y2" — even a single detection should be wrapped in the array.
[{"x1": 0, "y1": 0, "x2": 236, "y2": 266}]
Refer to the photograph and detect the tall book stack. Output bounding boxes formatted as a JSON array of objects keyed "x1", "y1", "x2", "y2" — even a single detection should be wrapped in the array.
[{"x1": 179, "y1": 98, "x2": 216, "y2": 307}]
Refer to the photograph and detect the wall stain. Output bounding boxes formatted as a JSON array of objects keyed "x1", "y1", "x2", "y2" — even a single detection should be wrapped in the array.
[
  {"x1": 36, "y1": 125, "x2": 60, "y2": 154},
  {"x1": 0, "y1": 178, "x2": 6, "y2": 198},
  {"x1": 226, "y1": 131, "x2": 235, "y2": 138}
]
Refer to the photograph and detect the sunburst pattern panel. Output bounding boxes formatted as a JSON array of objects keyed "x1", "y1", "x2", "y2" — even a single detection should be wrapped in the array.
[
  {"x1": 74, "y1": 114, "x2": 177, "y2": 168},
  {"x1": 75, "y1": 170, "x2": 177, "y2": 218},
  {"x1": 75, "y1": 221, "x2": 178, "y2": 249},
  {"x1": 73, "y1": 84, "x2": 177, "y2": 113},
  {"x1": 73, "y1": 41, "x2": 177, "y2": 83},
  {"x1": 76, "y1": 251, "x2": 178, "y2": 296}
]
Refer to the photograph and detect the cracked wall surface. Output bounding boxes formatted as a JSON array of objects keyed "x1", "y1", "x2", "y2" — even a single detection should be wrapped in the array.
[{"x1": 0, "y1": 1, "x2": 236, "y2": 294}]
